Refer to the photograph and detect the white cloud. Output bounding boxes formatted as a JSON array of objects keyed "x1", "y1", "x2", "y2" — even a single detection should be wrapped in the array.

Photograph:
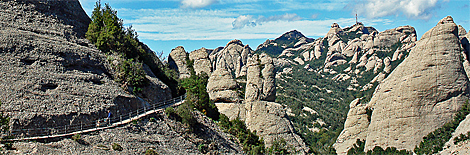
[
  {"x1": 181, "y1": 0, "x2": 217, "y2": 9},
  {"x1": 353, "y1": 0, "x2": 441, "y2": 20},
  {"x1": 232, "y1": 13, "x2": 302, "y2": 29},
  {"x1": 232, "y1": 15, "x2": 256, "y2": 29}
]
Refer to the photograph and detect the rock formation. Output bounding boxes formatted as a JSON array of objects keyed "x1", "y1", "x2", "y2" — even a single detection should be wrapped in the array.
[
  {"x1": 168, "y1": 46, "x2": 191, "y2": 79},
  {"x1": 209, "y1": 40, "x2": 252, "y2": 78},
  {"x1": 0, "y1": 0, "x2": 171, "y2": 137},
  {"x1": 245, "y1": 53, "x2": 276, "y2": 102},
  {"x1": 189, "y1": 48, "x2": 212, "y2": 75},
  {"x1": 334, "y1": 98, "x2": 370, "y2": 154},
  {"x1": 206, "y1": 68, "x2": 240, "y2": 102},
  {"x1": 335, "y1": 16, "x2": 470, "y2": 154},
  {"x1": 215, "y1": 101, "x2": 309, "y2": 154}
]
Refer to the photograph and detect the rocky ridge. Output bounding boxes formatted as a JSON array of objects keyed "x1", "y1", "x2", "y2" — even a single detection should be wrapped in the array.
[
  {"x1": 172, "y1": 39, "x2": 308, "y2": 153},
  {"x1": 334, "y1": 16, "x2": 470, "y2": 154},
  {"x1": 265, "y1": 21, "x2": 420, "y2": 154}
]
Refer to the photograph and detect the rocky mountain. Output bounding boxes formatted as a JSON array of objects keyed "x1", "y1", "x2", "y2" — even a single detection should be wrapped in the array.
[
  {"x1": 335, "y1": 16, "x2": 470, "y2": 154},
  {"x1": 256, "y1": 30, "x2": 314, "y2": 57},
  {"x1": 3, "y1": 0, "x2": 470, "y2": 154},
  {"x1": 259, "y1": 21, "x2": 418, "y2": 153},
  {"x1": 169, "y1": 40, "x2": 309, "y2": 153},
  {"x1": 0, "y1": 0, "x2": 160, "y2": 134},
  {"x1": 0, "y1": 1, "x2": 246, "y2": 154}
]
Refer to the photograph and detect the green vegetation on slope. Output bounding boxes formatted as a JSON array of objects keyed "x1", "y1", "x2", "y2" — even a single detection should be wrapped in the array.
[
  {"x1": 414, "y1": 100, "x2": 470, "y2": 154},
  {"x1": 454, "y1": 131, "x2": 470, "y2": 145},
  {"x1": 218, "y1": 115, "x2": 265, "y2": 154},
  {"x1": 273, "y1": 28, "x2": 411, "y2": 154},
  {"x1": 347, "y1": 139, "x2": 411, "y2": 155},
  {"x1": 166, "y1": 61, "x2": 265, "y2": 154},
  {"x1": 86, "y1": 1, "x2": 180, "y2": 96}
]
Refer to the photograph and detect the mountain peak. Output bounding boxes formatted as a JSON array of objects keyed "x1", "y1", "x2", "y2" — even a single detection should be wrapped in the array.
[{"x1": 276, "y1": 30, "x2": 306, "y2": 41}]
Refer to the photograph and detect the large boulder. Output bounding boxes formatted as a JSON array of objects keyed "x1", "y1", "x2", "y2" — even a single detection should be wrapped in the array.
[
  {"x1": 189, "y1": 48, "x2": 212, "y2": 76},
  {"x1": 373, "y1": 25, "x2": 416, "y2": 47},
  {"x1": 168, "y1": 46, "x2": 191, "y2": 79},
  {"x1": 206, "y1": 68, "x2": 240, "y2": 102},
  {"x1": 337, "y1": 16, "x2": 470, "y2": 152}
]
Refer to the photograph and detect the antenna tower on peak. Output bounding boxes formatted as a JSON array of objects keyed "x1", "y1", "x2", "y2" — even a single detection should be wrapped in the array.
[{"x1": 355, "y1": 12, "x2": 358, "y2": 24}]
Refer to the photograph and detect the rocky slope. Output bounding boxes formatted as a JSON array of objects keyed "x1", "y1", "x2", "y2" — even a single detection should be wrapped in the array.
[
  {"x1": 335, "y1": 16, "x2": 470, "y2": 154},
  {"x1": 0, "y1": 0, "x2": 170, "y2": 138},
  {"x1": 2, "y1": 112, "x2": 243, "y2": 154}
]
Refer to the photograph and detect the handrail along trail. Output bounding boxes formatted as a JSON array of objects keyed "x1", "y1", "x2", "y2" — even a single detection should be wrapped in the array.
[{"x1": 3, "y1": 94, "x2": 186, "y2": 141}]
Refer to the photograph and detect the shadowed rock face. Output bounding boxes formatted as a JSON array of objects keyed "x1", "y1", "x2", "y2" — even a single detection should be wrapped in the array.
[
  {"x1": 0, "y1": 0, "x2": 171, "y2": 135},
  {"x1": 168, "y1": 46, "x2": 191, "y2": 79},
  {"x1": 334, "y1": 16, "x2": 470, "y2": 154}
]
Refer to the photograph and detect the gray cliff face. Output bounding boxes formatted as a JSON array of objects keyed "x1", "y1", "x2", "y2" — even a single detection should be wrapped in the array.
[
  {"x1": 0, "y1": 0, "x2": 171, "y2": 136},
  {"x1": 335, "y1": 16, "x2": 470, "y2": 153},
  {"x1": 168, "y1": 46, "x2": 191, "y2": 79},
  {"x1": 206, "y1": 68, "x2": 240, "y2": 103}
]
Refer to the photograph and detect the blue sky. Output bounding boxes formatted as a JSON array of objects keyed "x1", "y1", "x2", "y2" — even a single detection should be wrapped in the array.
[{"x1": 78, "y1": 0, "x2": 470, "y2": 56}]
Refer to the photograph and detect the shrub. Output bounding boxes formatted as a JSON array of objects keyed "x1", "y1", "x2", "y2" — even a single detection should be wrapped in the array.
[
  {"x1": 71, "y1": 134, "x2": 81, "y2": 141},
  {"x1": 86, "y1": 1, "x2": 183, "y2": 96},
  {"x1": 115, "y1": 58, "x2": 147, "y2": 88},
  {"x1": 218, "y1": 116, "x2": 265, "y2": 154},
  {"x1": 267, "y1": 138, "x2": 294, "y2": 155},
  {"x1": 145, "y1": 148, "x2": 158, "y2": 155},
  {"x1": 112, "y1": 143, "x2": 123, "y2": 151},
  {"x1": 165, "y1": 107, "x2": 177, "y2": 118},
  {"x1": 198, "y1": 144, "x2": 207, "y2": 153},
  {"x1": 347, "y1": 139, "x2": 411, "y2": 155},
  {"x1": 0, "y1": 101, "x2": 9, "y2": 134},
  {"x1": 180, "y1": 72, "x2": 220, "y2": 121},
  {"x1": 177, "y1": 101, "x2": 197, "y2": 130}
]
